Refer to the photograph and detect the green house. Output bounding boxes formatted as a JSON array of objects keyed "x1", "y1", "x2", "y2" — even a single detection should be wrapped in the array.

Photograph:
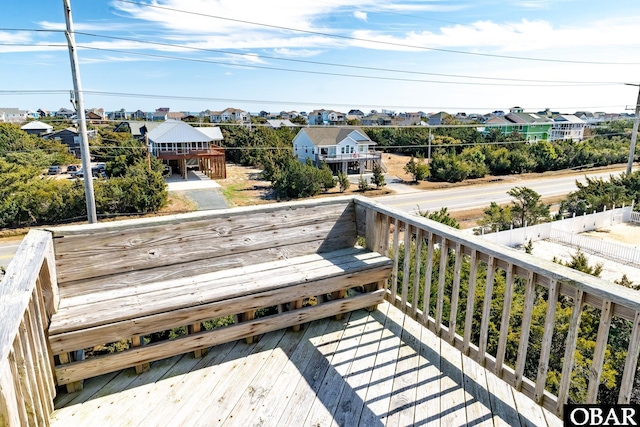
[{"x1": 483, "y1": 107, "x2": 552, "y2": 142}]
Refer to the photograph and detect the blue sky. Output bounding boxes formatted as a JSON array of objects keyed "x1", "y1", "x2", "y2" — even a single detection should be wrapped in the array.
[{"x1": 1, "y1": 0, "x2": 640, "y2": 115}]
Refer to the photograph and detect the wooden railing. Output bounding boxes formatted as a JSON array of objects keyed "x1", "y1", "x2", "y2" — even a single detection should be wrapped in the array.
[
  {"x1": 355, "y1": 196, "x2": 640, "y2": 417},
  {"x1": 0, "y1": 230, "x2": 58, "y2": 427}
]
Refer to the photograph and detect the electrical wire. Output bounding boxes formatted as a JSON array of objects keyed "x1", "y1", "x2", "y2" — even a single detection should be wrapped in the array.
[{"x1": 115, "y1": 0, "x2": 640, "y2": 66}]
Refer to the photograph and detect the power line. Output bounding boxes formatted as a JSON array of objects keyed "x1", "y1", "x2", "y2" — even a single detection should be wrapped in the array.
[
  {"x1": 68, "y1": 32, "x2": 621, "y2": 86},
  {"x1": 116, "y1": 0, "x2": 640, "y2": 66},
  {"x1": 75, "y1": 45, "x2": 610, "y2": 88}
]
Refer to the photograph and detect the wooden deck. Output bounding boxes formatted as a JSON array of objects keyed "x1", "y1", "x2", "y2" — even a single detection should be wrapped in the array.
[{"x1": 50, "y1": 302, "x2": 562, "y2": 427}]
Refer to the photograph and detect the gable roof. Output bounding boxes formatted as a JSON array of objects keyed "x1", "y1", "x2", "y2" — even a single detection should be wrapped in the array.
[
  {"x1": 554, "y1": 114, "x2": 585, "y2": 124},
  {"x1": 21, "y1": 120, "x2": 53, "y2": 130},
  {"x1": 296, "y1": 127, "x2": 374, "y2": 146},
  {"x1": 195, "y1": 126, "x2": 224, "y2": 140},
  {"x1": 147, "y1": 120, "x2": 215, "y2": 144}
]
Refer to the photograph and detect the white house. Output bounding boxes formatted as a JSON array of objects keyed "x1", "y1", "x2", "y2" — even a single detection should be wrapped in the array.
[
  {"x1": 0, "y1": 108, "x2": 31, "y2": 123},
  {"x1": 292, "y1": 127, "x2": 381, "y2": 174},
  {"x1": 208, "y1": 108, "x2": 248, "y2": 123},
  {"x1": 147, "y1": 120, "x2": 226, "y2": 179},
  {"x1": 551, "y1": 115, "x2": 586, "y2": 142}
]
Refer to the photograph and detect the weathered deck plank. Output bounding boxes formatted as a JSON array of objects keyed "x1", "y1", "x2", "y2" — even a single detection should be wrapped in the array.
[{"x1": 49, "y1": 303, "x2": 561, "y2": 427}]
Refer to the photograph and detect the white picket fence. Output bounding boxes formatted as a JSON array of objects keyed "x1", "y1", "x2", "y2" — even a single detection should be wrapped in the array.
[
  {"x1": 480, "y1": 203, "x2": 640, "y2": 266},
  {"x1": 548, "y1": 228, "x2": 640, "y2": 266}
]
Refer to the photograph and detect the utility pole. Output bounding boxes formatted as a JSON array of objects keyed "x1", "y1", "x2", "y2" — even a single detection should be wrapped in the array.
[
  {"x1": 626, "y1": 83, "x2": 640, "y2": 175},
  {"x1": 145, "y1": 132, "x2": 151, "y2": 171},
  {"x1": 63, "y1": 0, "x2": 97, "y2": 223}
]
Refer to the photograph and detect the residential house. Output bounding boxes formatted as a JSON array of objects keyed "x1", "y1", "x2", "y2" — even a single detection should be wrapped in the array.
[
  {"x1": 428, "y1": 112, "x2": 452, "y2": 126},
  {"x1": 360, "y1": 113, "x2": 392, "y2": 126},
  {"x1": 208, "y1": 108, "x2": 249, "y2": 124},
  {"x1": 0, "y1": 108, "x2": 30, "y2": 123},
  {"x1": 266, "y1": 119, "x2": 296, "y2": 129},
  {"x1": 292, "y1": 127, "x2": 381, "y2": 174},
  {"x1": 147, "y1": 120, "x2": 226, "y2": 179},
  {"x1": 307, "y1": 109, "x2": 346, "y2": 126},
  {"x1": 54, "y1": 108, "x2": 76, "y2": 119},
  {"x1": 85, "y1": 111, "x2": 104, "y2": 124},
  {"x1": 37, "y1": 109, "x2": 50, "y2": 118},
  {"x1": 21, "y1": 120, "x2": 54, "y2": 136},
  {"x1": 483, "y1": 107, "x2": 553, "y2": 142},
  {"x1": 397, "y1": 112, "x2": 422, "y2": 126},
  {"x1": 131, "y1": 110, "x2": 147, "y2": 120},
  {"x1": 347, "y1": 109, "x2": 365, "y2": 120},
  {"x1": 43, "y1": 127, "x2": 97, "y2": 157},
  {"x1": 152, "y1": 108, "x2": 171, "y2": 122},
  {"x1": 109, "y1": 109, "x2": 129, "y2": 121},
  {"x1": 550, "y1": 115, "x2": 586, "y2": 142}
]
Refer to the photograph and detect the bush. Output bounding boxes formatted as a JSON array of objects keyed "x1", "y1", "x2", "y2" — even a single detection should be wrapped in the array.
[{"x1": 403, "y1": 156, "x2": 429, "y2": 182}]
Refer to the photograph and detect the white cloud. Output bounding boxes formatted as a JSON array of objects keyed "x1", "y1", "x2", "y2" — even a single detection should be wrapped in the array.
[
  {"x1": 354, "y1": 11, "x2": 368, "y2": 22},
  {"x1": 272, "y1": 48, "x2": 324, "y2": 58}
]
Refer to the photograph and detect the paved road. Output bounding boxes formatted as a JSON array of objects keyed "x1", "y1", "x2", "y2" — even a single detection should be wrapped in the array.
[
  {"x1": 378, "y1": 168, "x2": 628, "y2": 214},
  {"x1": 0, "y1": 241, "x2": 21, "y2": 271}
]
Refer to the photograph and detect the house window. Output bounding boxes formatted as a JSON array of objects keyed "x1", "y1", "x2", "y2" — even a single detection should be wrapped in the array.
[{"x1": 341, "y1": 147, "x2": 345, "y2": 154}]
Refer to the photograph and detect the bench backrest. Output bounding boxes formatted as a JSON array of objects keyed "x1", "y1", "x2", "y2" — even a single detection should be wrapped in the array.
[{"x1": 47, "y1": 197, "x2": 359, "y2": 285}]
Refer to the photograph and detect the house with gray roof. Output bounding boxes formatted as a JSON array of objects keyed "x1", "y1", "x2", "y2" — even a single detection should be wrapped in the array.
[
  {"x1": 147, "y1": 120, "x2": 225, "y2": 179},
  {"x1": 0, "y1": 108, "x2": 32, "y2": 123},
  {"x1": 21, "y1": 120, "x2": 53, "y2": 136},
  {"x1": 292, "y1": 127, "x2": 382, "y2": 174},
  {"x1": 551, "y1": 115, "x2": 586, "y2": 142}
]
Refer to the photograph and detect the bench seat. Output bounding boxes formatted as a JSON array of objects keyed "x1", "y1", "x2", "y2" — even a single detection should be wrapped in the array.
[
  {"x1": 49, "y1": 247, "x2": 391, "y2": 386},
  {"x1": 45, "y1": 197, "x2": 393, "y2": 389}
]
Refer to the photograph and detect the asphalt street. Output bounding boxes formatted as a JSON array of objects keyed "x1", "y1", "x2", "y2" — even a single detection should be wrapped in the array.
[
  {"x1": 0, "y1": 241, "x2": 21, "y2": 271},
  {"x1": 377, "y1": 168, "x2": 627, "y2": 214}
]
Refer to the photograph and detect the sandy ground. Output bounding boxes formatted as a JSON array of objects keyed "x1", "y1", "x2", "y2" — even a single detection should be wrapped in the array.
[{"x1": 527, "y1": 222, "x2": 640, "y2": 285}]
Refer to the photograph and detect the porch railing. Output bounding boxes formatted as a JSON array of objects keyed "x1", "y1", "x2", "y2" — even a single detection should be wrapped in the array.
[
  {"x1": 0, "y1": 230, "x2": 58, "y2": 426},
  {"x1": 356, "y1": 196, "x2": 640, "y2": 417}
]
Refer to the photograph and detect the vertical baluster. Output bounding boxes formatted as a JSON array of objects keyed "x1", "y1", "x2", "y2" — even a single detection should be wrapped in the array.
[
  {"x1": 24, "y1": 297, "x2": 50, "y2": 423},
  {"x1": 435, "y1": 237, "x2": 448, "y2": 335},
  {"x1": 6, "y1": 351, "x2": 28, "y2": 427},
  {"x1": 412, "y1": 228, "x2": 423, "y2": 318},
  {"x1": 586, "y1": 299, "x2": 613, "y2": 403},
  {"x1": 556, "y1": 289, "x2": 585, "y2": 417},
  {"x1": 618, "y1": 311, "x2": 640, "y2": 403},
  {"x1": 494, "y1": 263, "x2": 515, "y2": 376},
  {"x1": 422, "y1": 232, "x2": 434, "y2": 328},
  {"x1": 515, "y1": 270, "x2": 536, "y2": 390},
  {"x1": 390, "y1": 217, "x2": 400, "y2": 304},
  {"x1": 13, "y1": 320, "x2": 40, "y2": 426},
  {"x1": 463, "y1": 249, "x2": 478, "y2": 356},
  {"x1": 448, "y1": 243, "x2": 463, "y2": 345},
  {"x1": 534, "y1": 279, "x2": 559, "y2": 403},
  {"x1": 477, "y1": 256, "x2": 496, "y2": 366},
  {"x1": 34, "y1": 280, "x2": 56, "y2": 411},
  {"x1": 401, "y1": 223, "x2": 412, "y2": 310}
]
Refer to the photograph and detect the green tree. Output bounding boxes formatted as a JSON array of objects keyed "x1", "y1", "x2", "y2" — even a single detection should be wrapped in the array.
[
  {"x1": 358, "y1": 174, "x2": 369, "y2": 192},
  {"x1": 371, "y1": 163, "x2": 386, "y2": 189},
  {"x1": 337, "y1": 171, "x2": 350, "y2": 193},
  {"x1": 418, "y1": 207, "x2": 460, "y2": 229},
  {"x1": 403, "y1": 155, "x2": 429, "y2": 182},
  {"x1": 507, "y1": 186, "x2": 550, "y2": 228},
  {"x1": 474, "y1": 202, "x2": 512, "y2": 234}
]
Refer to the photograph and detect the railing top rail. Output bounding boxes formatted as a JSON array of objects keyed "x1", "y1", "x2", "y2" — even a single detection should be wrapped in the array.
[
  {"x1": 354, "y1": 196, "x2": 640, "y2": 314},
  {"x1": 46, "y1": 196, "x2": 358, "y2": 236},
  {"x1": 0, "y1": 229, "x2": 52, "y2": 362}
]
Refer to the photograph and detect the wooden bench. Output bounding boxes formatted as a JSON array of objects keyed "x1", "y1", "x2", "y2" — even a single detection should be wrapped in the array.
[{"x1": 45, "y1": 197, "x2": 392, "y2": 391}]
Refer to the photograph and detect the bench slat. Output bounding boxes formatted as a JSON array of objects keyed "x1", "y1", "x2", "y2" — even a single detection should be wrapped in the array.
[
  {"x1": 53, "y1": 202, "x2": 356, "y2": 284},
  {"x1": 59, "y1": 247, "x2": 367, "y2": 306},
  {"x1": 49, "y1": 249, "x2": 389, "y2": 334},
  {"x1": 54, "y1": 289, "x2": 386, "y2": 385},
  {"x1": 49, "y1": 266, "x2": 391, "y2": 354}
]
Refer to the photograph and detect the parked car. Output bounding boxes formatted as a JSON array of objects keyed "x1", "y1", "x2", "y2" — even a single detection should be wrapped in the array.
[
  {"x1": 48, "y1": 166, "x2": 62, "y2": 175},
  {"x1": 67, "y1": 165, "x2": 78, "y2": 173}
]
